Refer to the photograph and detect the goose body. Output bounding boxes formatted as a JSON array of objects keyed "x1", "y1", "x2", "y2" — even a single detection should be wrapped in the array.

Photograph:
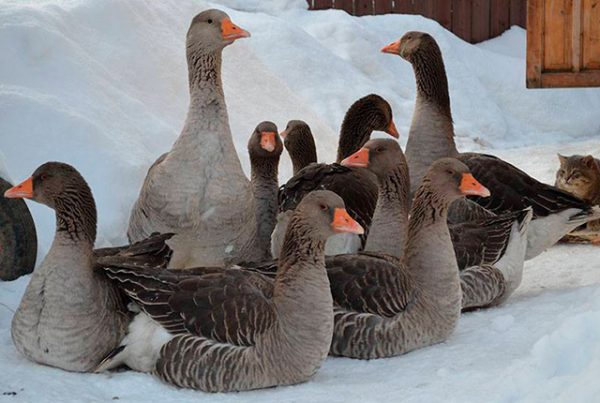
[
  {"x1": 99, "y1": 191, "x2": 363, "y2": 392},
  {"x1": 127, "y1": 10, "x2": 254, "y2": 268},
  {"x1": 382, "y1": 32, "x2": 596, "y2": 259}
]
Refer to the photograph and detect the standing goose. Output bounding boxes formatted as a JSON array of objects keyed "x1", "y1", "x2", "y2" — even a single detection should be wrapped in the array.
[
  {"x1": 127, "y1": 10, "x2": 254, "y2": 268},
  {"x1": 5, "y1": 162, "x2": 140, "y2": 372},
  {"x1": 273, "y1": 94, "x2": 399, "y2": 257},
  {"x1": 97, "y1": 191, "x2": 363, "y2": 392},
  {"x1": 341, "y1": 140, "x2": 531, "y2": 310},
  {"x1": 326, "y1": 158, "x2": 489, "y2": 358},
  {"x1": 0, "y1": 176, "x2": 37, "y2": 280},
  {"x1": 382, "y1": 32, "x2": 597, "y2": 259}
]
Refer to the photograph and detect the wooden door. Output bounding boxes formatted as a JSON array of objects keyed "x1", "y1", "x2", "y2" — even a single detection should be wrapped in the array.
[{"x1": 527, "y1": 0, "x2": 600, "y2": 88}]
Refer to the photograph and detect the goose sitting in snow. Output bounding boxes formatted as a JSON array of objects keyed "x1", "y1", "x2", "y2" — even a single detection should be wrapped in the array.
[
  {"x1": 127, "y1": 9, "x2": 256, "y2": 268},
  {"x1": 5, "y1": 162, "x2": 171, "y2": 372},
  {"x1": 0, "y1": 176, "x2": 37, "y2": 280},
  {"x1": 97, "y1": 191, "x2": 363, "y2": 392},
  {"x1": 341, "y1": 139, "x2": 532, "y2": 310},
  {"x1": 381, "y1": 31, "x2": 598, "y2": 259},
  {"x1": 273, "y1": 94, "x2": 399, "y2": 257}
]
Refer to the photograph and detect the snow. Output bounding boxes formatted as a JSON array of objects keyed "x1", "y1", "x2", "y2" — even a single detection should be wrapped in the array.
[{"x1": 1, "y1": 0, "x2": 600, "y2": 401}]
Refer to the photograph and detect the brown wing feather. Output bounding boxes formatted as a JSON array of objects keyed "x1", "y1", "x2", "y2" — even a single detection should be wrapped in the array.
[
  {"x1": 102, "y1": 265, "x2": 276, "y2": 347},
  {"x1": 325, "y1": 253, "x2": 417, "y2": 317}
]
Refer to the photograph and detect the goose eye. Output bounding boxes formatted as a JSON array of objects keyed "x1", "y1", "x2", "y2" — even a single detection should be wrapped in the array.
[
  {"x1": 375, "y1": 147, "x2": 384, "y2": 153},
  {"x1": 40, "y1": 174, "x2": 48, "y2": 181},
  {"x1": 207, "y1": 18, "x2": 213, "y2": 24},
  {"x1": 446, "y1": 169, "x2": 453, "y2": 175},
  {"x1": 319, "y1": 203, "x2": 327, "y2": 211}
]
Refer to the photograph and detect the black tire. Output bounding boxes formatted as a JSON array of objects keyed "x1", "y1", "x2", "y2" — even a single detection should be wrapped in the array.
[{"x1": 0, "y1": 176, "x2": 37, "y2": 280}]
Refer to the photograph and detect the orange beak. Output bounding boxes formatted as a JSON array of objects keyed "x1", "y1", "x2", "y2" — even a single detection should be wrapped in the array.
[
  {"x1": 260, "y1": 131, "x2": 277, "y2": 152},
  {"x1": 381, "y1": 40, "x2": 401, "y2": 55},
  {"x1": 460, "y1": 173, "x2": 490, "y2": 197},
  {"x1": 4, "y1": 177, "x2": 34, "y2": 199},
  {"x1": 221, "y1": 18, "x2": 251, "y2": 41},
  {"x1": 385, "y1": 120, "x2": 400, "y2": 138},
  {"x1": 340, "y1": 148, "x2": 369, "y2": 168},
  {"x1": 331, "y1": 208, "x2": 364, "y2": 234}
]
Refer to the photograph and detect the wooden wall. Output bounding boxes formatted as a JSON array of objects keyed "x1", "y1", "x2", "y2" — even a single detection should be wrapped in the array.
[
  {"x1": 307, "y1": 0, "x2": 526, "y2": 43},
  {"x1": 527, "y1": 0, "x2": 600, "y2": 87}
]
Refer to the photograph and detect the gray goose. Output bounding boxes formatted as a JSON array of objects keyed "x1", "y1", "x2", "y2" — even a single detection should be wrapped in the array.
[
  {"x1": 382, "y1": 32, "x2": 597, "y2": 259},
  {"x1": 326, "y1": 158, "x2": 489, "y2": 358},
  {"x1": 0, "y1": 176, "x2": 37, "y2": 280},
  {"x1": 97, "y1": 191, "x2": 363, "y2": 392},
  {"x1": 127, "y1": 10, "x2": 255, "y2": 268},
  {"x1": 4, "y1": 162, "x2": 171, "y2": 372},
  {"x1": 280, "y1": 120, "x2": 317, "y2": 176},
  {"x1": 273, "y1": 94, "x2": 399, "y2": 257},
  {"x1": 282, "y1": 123, "x2": 530, "y2": 307},
  {"x1": 341, "y1": 139, "x2": 531, "y2": 310}
]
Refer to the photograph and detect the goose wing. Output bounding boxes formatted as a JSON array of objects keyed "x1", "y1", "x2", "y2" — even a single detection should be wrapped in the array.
[
  {"x1": 325, "y1": 253, "x2": 417, "y2": 317},
  {"x1": 101, "y1": 264, "x2": 276, "y2": 347},
  {"x1": 458, "y1": 153, "x2": 589, "y2": 217}
]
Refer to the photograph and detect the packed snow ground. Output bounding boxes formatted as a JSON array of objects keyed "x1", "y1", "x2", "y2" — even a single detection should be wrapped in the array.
[{"x1": 1, "y1": 0, "x2": 600, "y2": 402}]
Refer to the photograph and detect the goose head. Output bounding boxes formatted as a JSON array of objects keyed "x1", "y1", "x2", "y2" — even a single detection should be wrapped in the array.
[
  {"x1": 341, "y1": 138, "x2": 404, "y2": 180},
  {"x1": 426, "y1": 158, "x2": 490, "y2": 202},
  {"x1": 248, "y1": 121, "x2": 283, "y2": 157},
  {"x1": 295, "y1": 190, "x2": 364, "y2": 240},
  {"x1": 381, "y1": 31, "x2": 436, "y2": 61},
  {"x1": 187, "y1": 9, "x2": 250, "y2": 55}
]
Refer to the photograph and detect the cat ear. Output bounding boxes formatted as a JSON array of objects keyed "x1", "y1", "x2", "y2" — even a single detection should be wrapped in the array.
[
  {"x1": 557, "y1": 154, "x2": 567, "y2": 164},
  {"x1": 582, "y1": 155, "x2": 596, "y2": 169}
]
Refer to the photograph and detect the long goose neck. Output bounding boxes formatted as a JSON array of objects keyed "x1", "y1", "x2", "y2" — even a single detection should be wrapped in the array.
[
  {"x1": 290, "y1": 140, "x2": 317, "y2": 175},
  {"x1": 336, "y1": 116, "x2": 374, "y2": 162},
  {"x1": 250, "y1": 154, "x2": 280, "y2": 260},
  {"x1": 411, "y1": 44, "x2": 452, "y2": 120},
  {"x1": 365, "y1": 163, "x2": 410, "y2": 257},
  {"x1": 52, "y1": 184, "x2": 97, "y2": 253},
  {"x1": 406, "y1": 44, "x2": 458, "y2": 194},
  {"x1": 170, "y1": 50, "x2": 237, "y2": 166},
  {"x1": 402, "y1": 182, "x2": 457, "y2": 286}
]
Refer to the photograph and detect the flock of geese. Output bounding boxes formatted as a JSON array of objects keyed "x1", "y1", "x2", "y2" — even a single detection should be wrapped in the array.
[{"x1": 4, "y1": 9, "x2": 598, "y2": 393}]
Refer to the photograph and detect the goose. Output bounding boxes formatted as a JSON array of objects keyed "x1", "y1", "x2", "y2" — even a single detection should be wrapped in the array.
[
  {"x1": 0, "y1": 176, "x2": 37, "y2": 280},
  {"x1": 96, "y1": 191, "x2": 363, "y2": 392},
  {"x1": 341, "y1": 139, "x2": 532, "y2": 310},
  {"x1": 247, "y1": 121, "x2": 283, "y2": 262},
  {"x1": 4, "y1": 162, "x2": 171, "y2": 372},
  {"x1": 381, "y1": 32, "x2": 597, "y2": 259},
  {"x1": 273, "y1": 94, "x2": 399, "y2": 257},
  {"x1": 282, "y1": 124, "x2": 530, "y2": 308},
  {"x1": 326, "y1": 157, "x2": 489, "y2": 358},
  {"x1": 127, "y1": 10, "x2": 254, "y2": 268},
  {"x1": 280, "y1": 120, "x2": 317, "y2": 175}
]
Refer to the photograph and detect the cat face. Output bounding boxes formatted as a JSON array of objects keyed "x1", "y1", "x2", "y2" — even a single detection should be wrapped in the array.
[{"x1": 555, "y1": 154, "x2": 600, "y2": 202}]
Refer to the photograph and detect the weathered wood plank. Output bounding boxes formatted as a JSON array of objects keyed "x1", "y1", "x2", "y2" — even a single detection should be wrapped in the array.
[
  {"x1": 543, "y1": 0, "x2": 573, "y2": 70},
  {"x1": 472, "y1": 0, "x2": 491, "y2": 43},
  {"x1": 355, "y1": 0, "x2": 373, "y2": 16},
  {"x1": 540, "y1": 70, "x2": 600, "y2": 87},
  {"x1": 510, "y1": 0, "x2": 527, "y2": 28},
  {"x1": 526, "y1": 0, "x2": 544, "y2": 88},
  {"x1": 374, "y1": 0, "x2": 393, "y2": 14},
  {"x1": 452, "y1": 0, "x2": 473, "y2": 43},
  {"x1": 312, "y1": 0, "x2": 334, "y2": 10},
  {"x1": 572, "y1": 0, "x2": 583, "y2": 72},
  {"x1": 490, "y1": 0, "x2": 511, "y2": 38},
  {"x1": 582, "y1": 0, "x2": 600, "y2": 69}
]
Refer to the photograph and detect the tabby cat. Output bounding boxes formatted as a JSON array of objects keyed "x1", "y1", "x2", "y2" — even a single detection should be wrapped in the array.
[{"x1": 555, "y1": 154, "x2": 600, "y2": 231}]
